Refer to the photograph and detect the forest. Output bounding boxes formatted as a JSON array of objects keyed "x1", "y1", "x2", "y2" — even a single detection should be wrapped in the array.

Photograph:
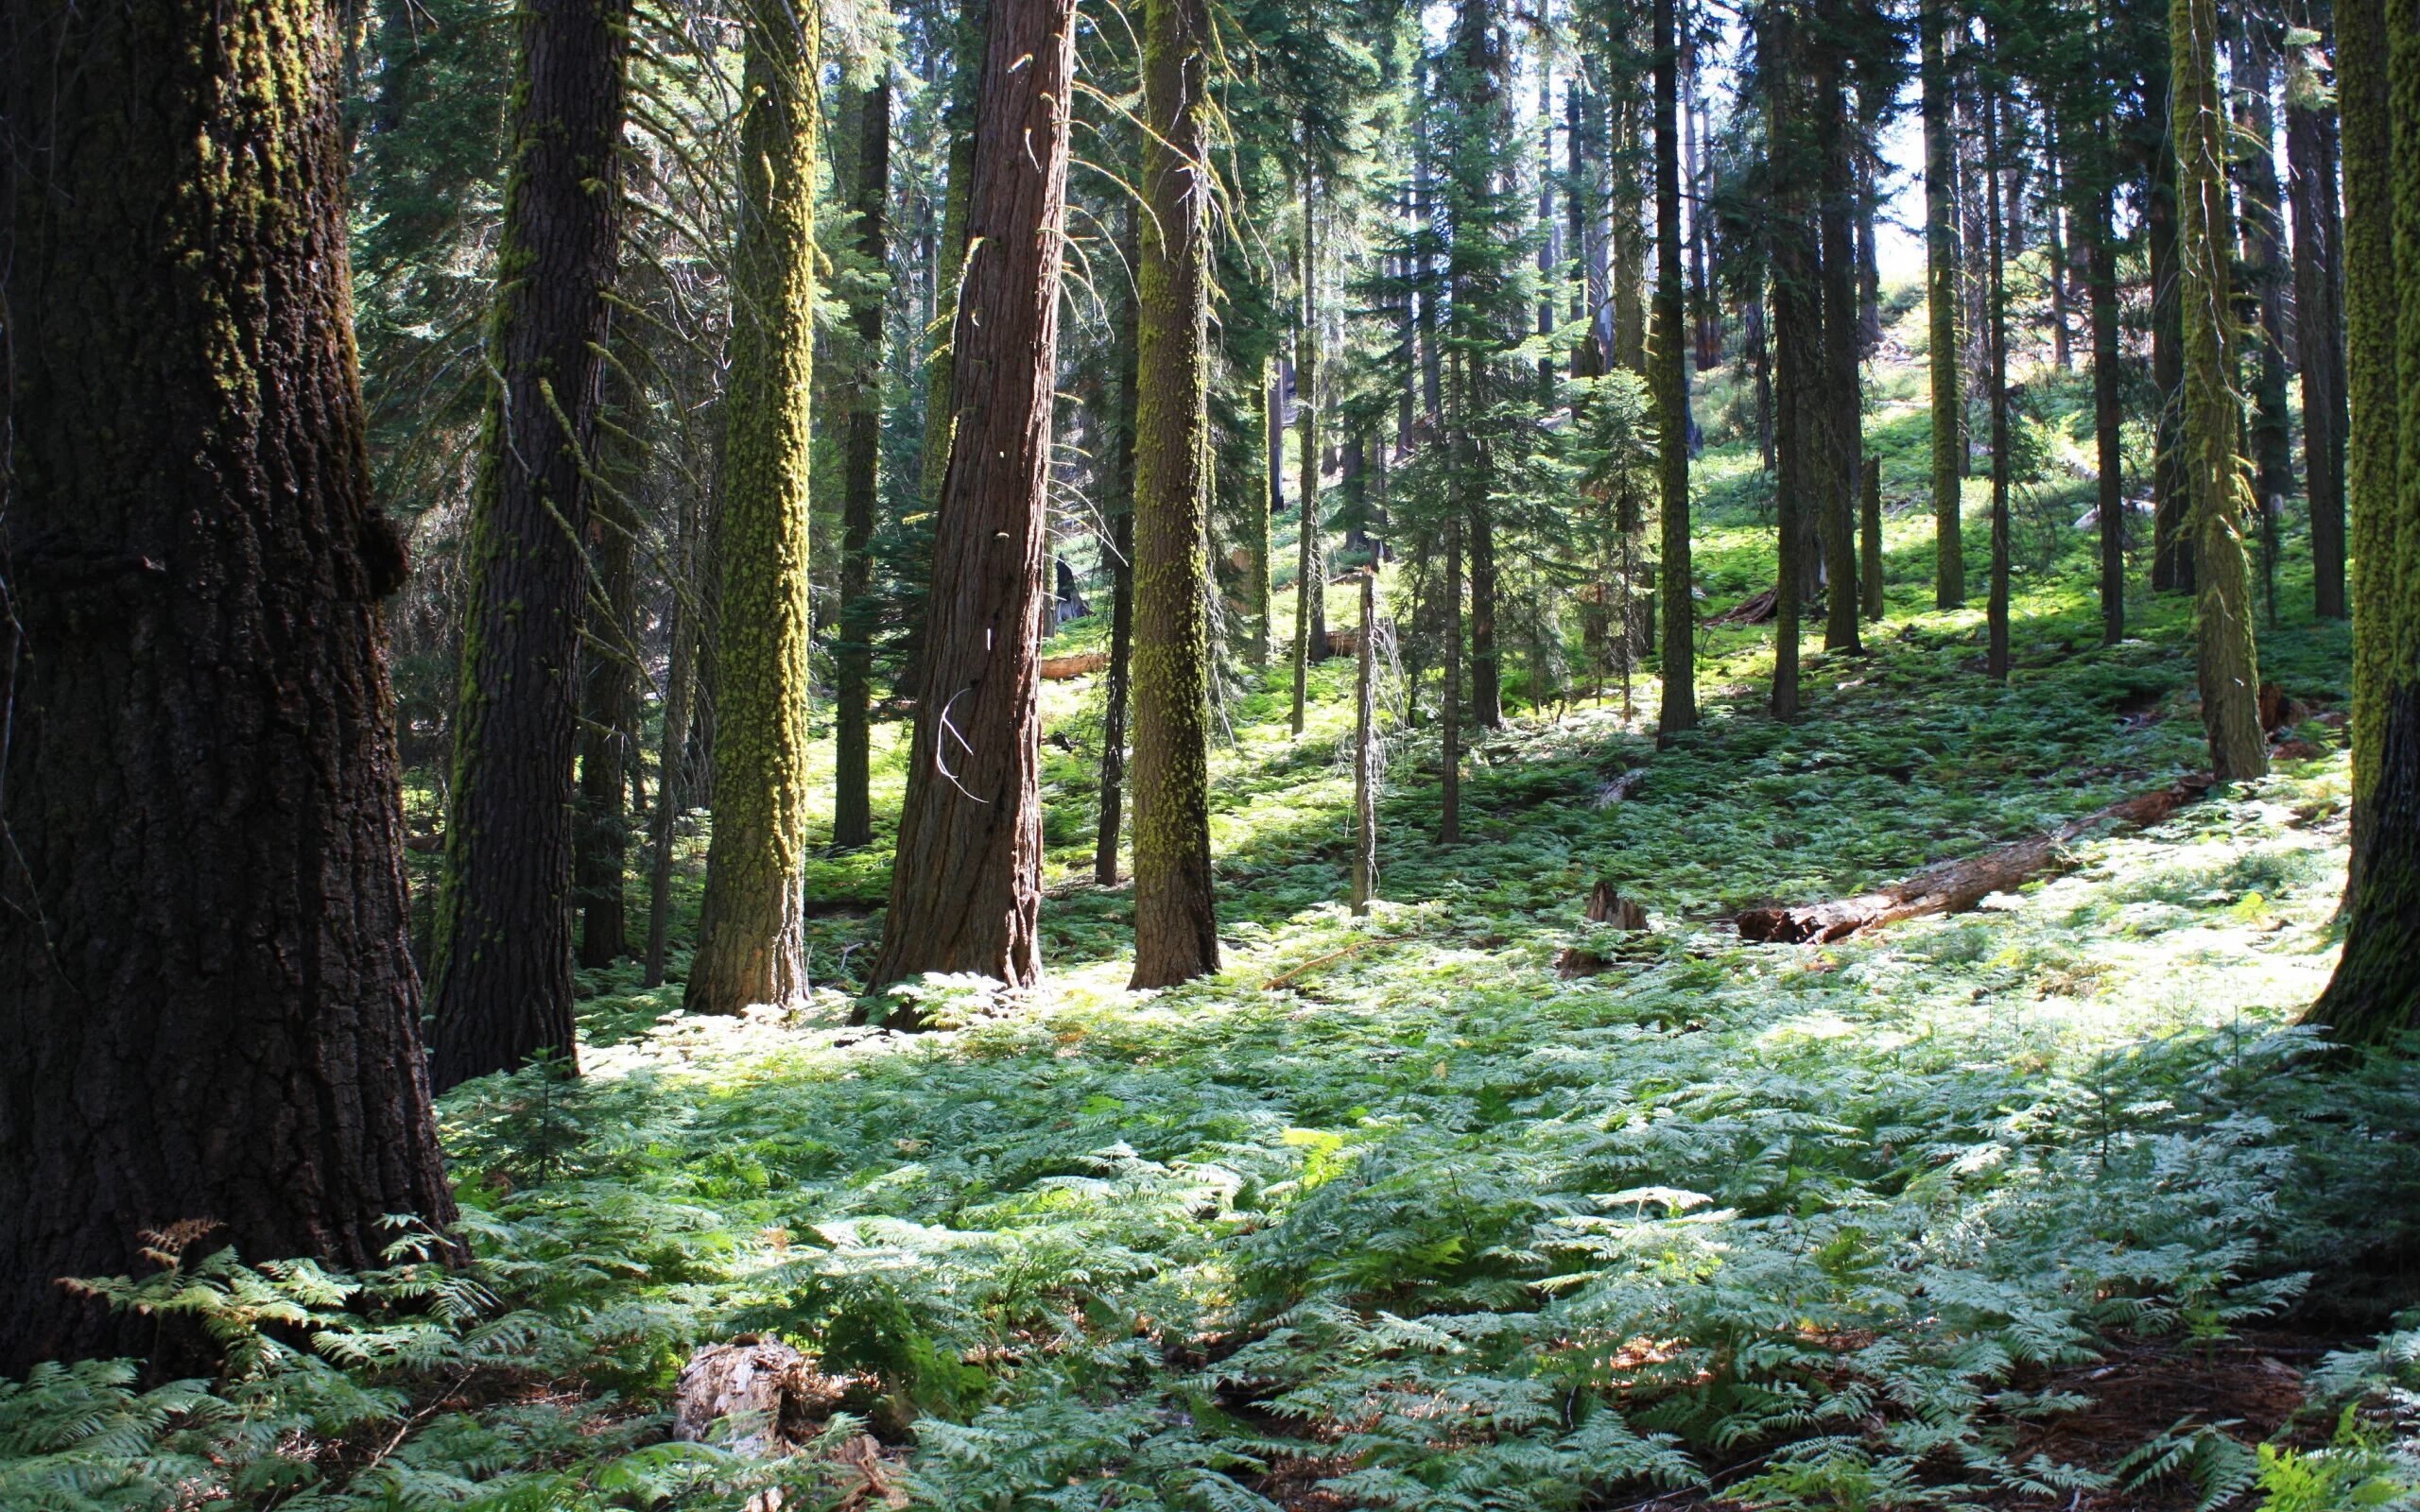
[{"x1": 2, "y1": 0, "x2": 2418, "y2": 1504}]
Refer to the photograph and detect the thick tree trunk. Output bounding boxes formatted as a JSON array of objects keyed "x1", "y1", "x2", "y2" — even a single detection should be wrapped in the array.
[
  {"x1": 1130, "y1": 0, "x2": 1220, "y2": 988},
  {"x1": 430, "y1": 0, "x2": 632, "y2": 1087},
  {"x1": 1922, "y1": 0, "x2": 1965, "y2": 609},
  {"x1": 868, "y1": 0, "x2": 1078, "y2": 996},
  {"x1": 2173, "y1": 0, "x2": 2268, "y2": 782},
  {"x1": 0, "y1": 0, "x2": 455, "y2": 1371},
  {"x1": 2309, "y1": 0, "x2": 2418, "y2": 1034},
  {"x1": 835, "y1": 67, "x2": 891, "y2": 851},
  {"x1": 2286, "y1": 41, "x2": 2348, "y2": 622},
  {"x1": 2340, "y1": 0, "x2": 2398, "y2": 880},
  {"x1": 687, "y1": 2, "x2": 820, "y2": 1016},
  {"x1": 1653, "y1": 0, "x2": 1696, "y2": 737}
]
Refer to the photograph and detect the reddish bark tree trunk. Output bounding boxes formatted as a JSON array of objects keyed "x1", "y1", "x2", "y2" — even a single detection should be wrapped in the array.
[{"x1": 868, "y1": 0, "x2": 1079, "y2": 998}]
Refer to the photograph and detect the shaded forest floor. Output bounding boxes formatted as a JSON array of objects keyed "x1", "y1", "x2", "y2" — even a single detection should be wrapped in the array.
[{"x1": 16, "y1": 334, "x2": 2420, "y2": 1511}]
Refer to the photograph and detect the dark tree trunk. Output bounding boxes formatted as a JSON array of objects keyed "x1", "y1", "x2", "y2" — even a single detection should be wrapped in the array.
[
  {"x1": 2090, "y1": 183, "x2": 2127, "y2": 646},
  {"x1": 2232, "y1": 16, "x2": 2291, "y2": 629},
  {"x1": 643, "y1": 486, "x2": 705, "y2": 989},
  {"x1": 835, "y1": 66, "x2": 891, "y2": 850},
  {"x1": 1097, "y1": 206, "x2": 1140, "y2": 888},
  {"x1": 1441, "y1": 515, "x2": 1465, "y2": 843},
  {"x1": 1469, "y1": 507, "x2": 1501, "y2": 727},
  {"x1": 1765, "y1": 6, "x2": 1811, "y2": 721},
  {"x1": 0, "y1": 0, "x2": 456, "y2": 1372},
  {"x1": 1859, "y1": 454, "x2": 1885, "y2": 621},
  {"x1": 1817, "y1": 38, "x2": 1863, "y2": 656},
  {"x1": 1653, "y1": 0, "x2": 1696, "y2": 736},
  {"x1": 1351, "y1": 570, "x2": 1379, "y2": 912},
  {"x1": 2286, "y1": 39, "x2": 2347, "y2": 621},
  {"x1": 868, "y1": 0, "x2": 1078, "y2": 997},
  {"x1": 2147, "y1": 54, "x2": 2193, "y2": 594},
  {"x1": 1129, "y1": 0, "x2": 1219, "y2": 988},
  {"x1": 430, "y1": 0, "x2": 632, "y2": 1089},
  {"x1": 575, "y1": 469, "x2": 637, "y2": 969}
]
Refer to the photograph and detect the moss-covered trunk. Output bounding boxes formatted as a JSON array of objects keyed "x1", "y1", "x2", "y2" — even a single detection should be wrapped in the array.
[
  {"x1": 2310, "y1": 0, "x2": 2419, "y2": 1036},
  {"x1": 430, "y1": 0, "x2": 632, "y2": 1087},
  {"x1": 0, "y1": 0, "x2": 454, "y2": 1369},
  {"x1": 1130, "y1": 0, "x2": 1220, "y2": 986},
  {"x1": 687, "y1": 0, "x2": 820, "y2": 1015},
  {"x1": 1921, "y1": 0, "x2": 1965, "y2": 610},
  {"x1": 868, "y1": 0, "x2": 1078, "y2": 995},
  {"x1": 2171, "y1": 0, "x2": 2267, "y2": 782}
]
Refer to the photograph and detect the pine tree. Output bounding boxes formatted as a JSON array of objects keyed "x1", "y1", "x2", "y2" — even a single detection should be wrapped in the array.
[
  {"x1": 430, "y1": 0, "x2": 634, "y2": 1086},
  {"x1": 2286, "y1": 21, "x2": 2348, "y2": 621},
  {"x1": 0, "y1": 0, "x2": 455, "y2": 1370},
  {"x1": 835, "y1": 65, "x2": 892, "y2": 851},
  {"x1": 1130, "y1": 0, "x2": 1221, "y2": 987},
  {"x1": 686, "y1": 0, "x2": 821, "y2": 1015}
]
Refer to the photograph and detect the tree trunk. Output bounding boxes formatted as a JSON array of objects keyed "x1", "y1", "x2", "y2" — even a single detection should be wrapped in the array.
[
  {"x1": 1653, "y1": 0, "x2": 1696, "y2": 737},
  {"x1": 643, "y1": 485, "x2": 705, "y2": 989},
  {"x1": 2286, "y1": 35, "x2": 2348, "y2": 622},
  {"x1": 687, "y1": 1, "x2": 820, "y2": 1016},
  {"x1": 1352, "y1": 571, "x2": 1380, "y2": 913},
  {"x1": 2147, "y1": 54, "x2": 2194, "y2": 594},
  {"x1": 1469, "y1": 507, "x2": 1501, "y2": 727},
  {"x1": 1097, "y1": 205, "x2": 1140, "y2": 888},
  {"x1": 1441, "y1": 515, "x2": 1465, "y2": 843},
  {"x1": 576, "y1": 459, "x2": 637, "y2": 968},
  {"x1": 1251, "y1": 355, "x2": 1276, "y2": 667},
  {"x1": 1922, "y1": 0, "x2": 1965, "y2": 609},
  {"x1": 2232, "y1": 16, "x2": 2291, "y2": 631},
  {"x1": 1765, "y1": 7, "x2": 1811, "y2": 721},
  {"x1": 1985, "y1": 62, "x2": 2013, "y2": 685},
  {"x1": 1817, "y1": 39, "x2": 1862, "y2": 656},
  {"x1": 835, "y1": 66, "x2": 891, "y2": 851},
  {"x1": 2091, "y1": 181, "x2": 2127, "y2": 646},
  {"x1": 867, "y1": 0, "x2": 1077, "y2": 996},
  {"x1": 1291, "y1": 175, "x2": 1322, "y2": 735},
  {"x1": 0, "y1": 0, "x2": 455, "y2": 1371},
  {"x1": 1859, "y1": 454, "x2": 1885, "y2": 621},
  {"x1": 430, "y1": 0, "x2": 632, "y2": 1088},
  {"x1": 2173, "y1": 0, "x2": 2268, "y2": 782},
  {"x1": 1130, "y1": 0, "x2": 1220, "y2": 988}
]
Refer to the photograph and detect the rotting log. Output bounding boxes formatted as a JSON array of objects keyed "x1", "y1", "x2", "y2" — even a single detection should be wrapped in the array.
[{"x1": 1735, "y1": 773, "x2": 2217, "y2": 943}]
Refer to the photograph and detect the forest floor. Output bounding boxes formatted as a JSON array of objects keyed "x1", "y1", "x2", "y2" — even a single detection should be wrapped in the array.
[{"x1": 16, "y1": 318, "x2": 2420, "y2": 1512}]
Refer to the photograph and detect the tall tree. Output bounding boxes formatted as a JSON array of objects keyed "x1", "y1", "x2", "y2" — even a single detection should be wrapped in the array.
[
  {"x1": 868, "y1": 0, "x2": 1080, "y2": 994},
  {"x1": 2231, "y1": 15, "x2": 2291, "y2": 627},
  {"x1": 2309, "y1": 0, "x2": 2418, "y2": 1037},
  {"x1": 2088, "y1": 172, "x2": 2126, "y2": 645},
  {"x1": 1130, "y1": 0, "x2": 1221, "y2": 987},
  {"x1": 429, "y1": 0, "x2": 633, "y2": 1087},
  {"x1": 1816, "y1": 25, "x2": 1863, "y2": 657},
  {"x1": 575, "y1": 388, "x2": 638, "y2": 968},
  {"x1": 686, "y1": 0, "x2": 820, "y2": 1016},
  {"x1": 1983, "y1": 51, "x2": 2012, "y2": 683},
  {"x1": 2145, "y1": 47, "x2": 2193, "y2": 593},
  {"x1": 2171, "y1": 0, "x2": 2267, "y2": 781},
  {"x1": 835, "y1": 66, "x2": 892, "y2": 850},
  {"x1": 2286, "y1": 25, "x2": 2348, "y2": 621},
  {"x1": 1766, "y1": 4, "x2": 1815, "y2": 719},
  {"x1": 0, "y1": 0, "x2": 455, "y2": 1370},
  {"x1": 1921, "y1": 0, "x2": 1965, "y2": 609},
  {"x1": 1653, "y1": 0, "x2": 1697, "y2": 736},
  {"x1": 1293, "y1": 172, "x2": 1327, "y2": 735},
  {"x1": 1097, "y1": 206, "x2": 1141, "y2": 888}
]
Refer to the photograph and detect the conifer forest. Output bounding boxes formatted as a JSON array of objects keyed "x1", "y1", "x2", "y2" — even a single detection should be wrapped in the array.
[{"x1": 12, "y1": 0, "x2": 2420, "y2": 1504}]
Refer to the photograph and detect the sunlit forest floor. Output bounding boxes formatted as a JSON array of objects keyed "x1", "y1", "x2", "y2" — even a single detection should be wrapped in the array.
[{"x1": 20, "y1": 317, "x2": 2420, "y2": 1512}]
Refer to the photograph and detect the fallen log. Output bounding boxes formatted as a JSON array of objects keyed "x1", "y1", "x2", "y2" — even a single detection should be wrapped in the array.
[
  {"x1": 1040, "y1": 649, "x2": 1109, "y2": 679},
  {"x1": 1735, "y1": 773, "x2": 2217, "y2": 944},
  {"x1": 1707, "y1": 587, "x2": 1779, "y2": 625}
]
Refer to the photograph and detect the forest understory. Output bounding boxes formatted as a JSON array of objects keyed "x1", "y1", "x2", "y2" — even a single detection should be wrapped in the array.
[{"x1": 11, "y1": 312, "x2": 2416, "y2": 1512}]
